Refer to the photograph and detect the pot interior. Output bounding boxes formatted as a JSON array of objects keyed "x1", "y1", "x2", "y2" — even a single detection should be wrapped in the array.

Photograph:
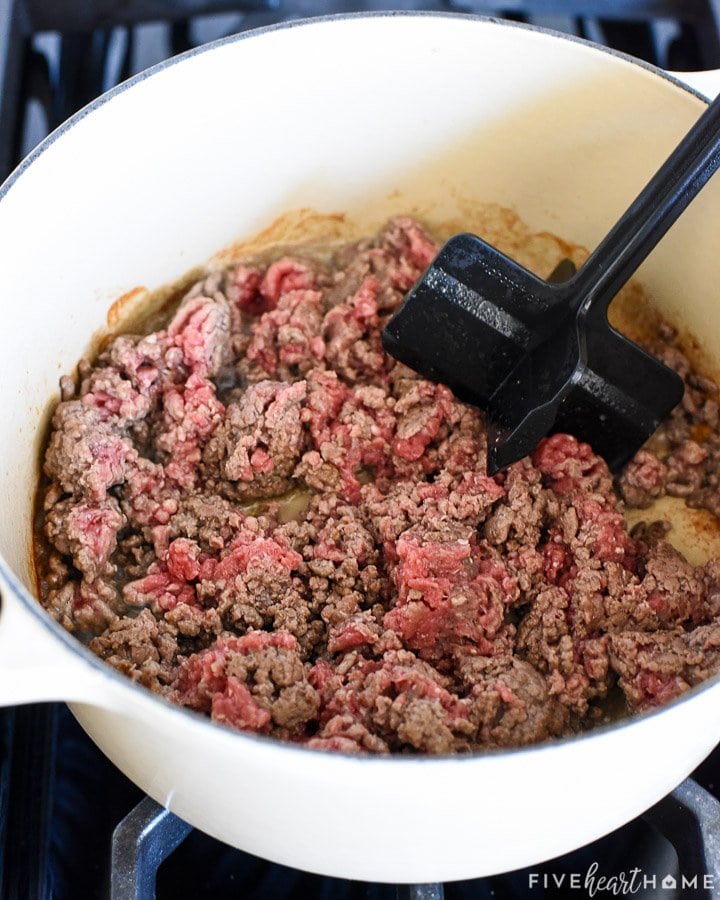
[{"x1": 0, "y1": 13, "x2": 717, "y2": 595}]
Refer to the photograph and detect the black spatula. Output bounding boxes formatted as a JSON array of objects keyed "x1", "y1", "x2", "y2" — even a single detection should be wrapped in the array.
[{"x1": 383, "y1": 93, "x2": 720, "y2": 475}]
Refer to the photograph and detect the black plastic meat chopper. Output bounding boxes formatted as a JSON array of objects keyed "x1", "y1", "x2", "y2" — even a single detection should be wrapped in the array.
[{"x1": 382, "y1": 93, "x2": 720, "y2": 475}]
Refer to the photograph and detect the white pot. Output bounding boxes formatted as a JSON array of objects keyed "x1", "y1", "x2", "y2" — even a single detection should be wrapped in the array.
[{"x1": 1, "y1": 12, "x2": 720, "y2": 883}]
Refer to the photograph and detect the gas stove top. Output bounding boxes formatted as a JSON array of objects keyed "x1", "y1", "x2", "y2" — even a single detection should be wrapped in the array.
[{"x1": 2, "y1": 2, "x2": 720, "y2": 898}]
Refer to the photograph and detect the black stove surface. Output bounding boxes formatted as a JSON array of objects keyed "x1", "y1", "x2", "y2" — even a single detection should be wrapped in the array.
[{"x1": 2, "y1": 2, "x2": 720, "y2": 898}]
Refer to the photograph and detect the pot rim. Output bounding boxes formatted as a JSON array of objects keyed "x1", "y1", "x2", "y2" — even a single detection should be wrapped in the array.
[{"x1": 1, "y1": 9, "x2": 716, "y2": 765}]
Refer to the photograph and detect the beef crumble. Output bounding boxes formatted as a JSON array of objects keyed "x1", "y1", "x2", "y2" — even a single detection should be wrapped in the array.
[{"x1": 35, "y1": 215, "x2": 720, "y2": 753}]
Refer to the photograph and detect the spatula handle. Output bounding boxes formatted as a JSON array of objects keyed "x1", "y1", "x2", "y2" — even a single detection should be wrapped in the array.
[{"x1": 571, "y1": 92, "x2": 720, "y2": 318}]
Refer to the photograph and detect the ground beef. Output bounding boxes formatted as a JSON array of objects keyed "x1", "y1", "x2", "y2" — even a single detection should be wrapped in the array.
[
  {"x1": 202, "y1": 379, "x2": 307, "y2": 498},
  {"x1": 618, "y1": 449, "x2": 669, "y2": 508},
  {"x1": 456, "y1": 654, "x2": 570, "y2": 747},
  {"x1": 308, "y1": 647, "x2": 474, "y2": 753},
  {"x1": 294, "y1": 371, "x2": 396, "y2": 503},
  {"x1": 175, "y1": 630, "x2": 318, "y2": 737},
  {"x1": 155, "y1": 371, "x2": 225, "y2": 490},
  {"x1": 298, "y1": 493, "x2": 385, "y2": 644},
  {"x1": 322, "y1": 276, "x2": 386, "y2": 383},
  {"x1": 45, "y1": 496, "x2": 125, "y2": 581},
  {"x1": 44, "y1": 401, "x2": 138, "y2": 502},
  {"x1": 242, "y1": 289, "x2": 325, "y2": 382},
  {"x1": 632, "y1": 329, "x2": 720, "y2": 516},
  {"x1": 385, "y1": 523, "x2": 518, "y2": 660},
  {"x1": 608, "y1": 623, "x2": 720, "y2": 711},
  {"x1": 80, "y1": 366, "x2": 152, "y2": 428},
  {"x1": 36, "y1": 215, "x2": 720, "y2": 754},
  {"x1": 167, "y1": 493, "x2": 246, "y2": 552},
  {"x1": 89, "y1": 608, "x2": 179, "y2": 693}
]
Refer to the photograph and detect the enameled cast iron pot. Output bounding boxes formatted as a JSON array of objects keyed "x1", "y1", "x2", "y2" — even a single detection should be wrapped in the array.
[{"x1": 1, "y1": 13, "x2": 720, "y2": 883}]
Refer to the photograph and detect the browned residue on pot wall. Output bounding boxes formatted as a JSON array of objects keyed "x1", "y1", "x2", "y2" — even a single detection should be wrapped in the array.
[{"x1": 106, "y1": 286, "x2": 149, "y2": 329}]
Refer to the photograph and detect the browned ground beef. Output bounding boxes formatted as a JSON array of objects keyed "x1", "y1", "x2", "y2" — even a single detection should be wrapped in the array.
[{"x1": 36, "y1": 216, "x2": 720, "y2": 753}]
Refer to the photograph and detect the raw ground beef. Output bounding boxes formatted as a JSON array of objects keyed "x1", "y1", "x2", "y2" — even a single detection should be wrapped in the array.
[{"x1": 36, "y1": 215, "x2": 720, "y2": 754}]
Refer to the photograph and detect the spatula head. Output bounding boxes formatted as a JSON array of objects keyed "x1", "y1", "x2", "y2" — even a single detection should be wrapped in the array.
[
  {"x1": 381, "y1": 233, "x2": 563, "y2": 407},
  {"x1": 382, "y1": 234, "x2": 685, "y2": 474},
  {"x1": 485, "y1": 317, "x2": 685, "y2": 474}
]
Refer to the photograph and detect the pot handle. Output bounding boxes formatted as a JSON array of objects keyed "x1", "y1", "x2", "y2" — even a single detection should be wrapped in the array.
[
  {"x1": 668, "y1": 70, "x2": 720, "y2": 99},
  {"x1": 0, "y1": 570, "x2": 116, "y2": 707}
]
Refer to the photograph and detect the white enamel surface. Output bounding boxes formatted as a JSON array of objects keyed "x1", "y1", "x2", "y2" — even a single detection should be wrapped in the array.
[
  {"x1": 70, "y1": 684, "x2": 720, "y2": 882},
  {"x1": 1, "y1": 13, "x2": 720, "y2": 881},
  {"x1": 0, "y1": 580, "x2": 109, "y2": 705},
  {"x1": 669, "y1": 69, "x2": 720, "y2": 98}
]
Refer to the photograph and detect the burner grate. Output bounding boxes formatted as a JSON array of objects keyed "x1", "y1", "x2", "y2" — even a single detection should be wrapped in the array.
[
  {"x1": 645, "y1": 780, "x2": 720, "y2": 900},
  {"x1": 111, "y1": 798, "x2": 192, "y2": 900},
  {"x1": 110, "y1": 795, "x2": 448, "y2": 900}
]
